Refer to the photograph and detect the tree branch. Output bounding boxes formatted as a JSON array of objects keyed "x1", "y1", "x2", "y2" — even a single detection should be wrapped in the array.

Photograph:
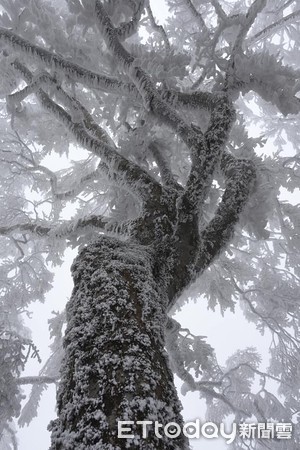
[
  {"x1": 229, "y1": 69, "x2": 300, "y2": 116},
  {"x1": 182, "y1": 93, "x2": 236, "y2": 211},
  {"x1": 196, "y1": 152, "x2": 256, "y2": 273},
  {"x1": 8, "y1": 71, "x2": 116, "y2": 149},
  {"x1": 210, "y1": 0, "x2": 227, "y2": 21},
  {"x1": 0, "y1": 27, "x2": 137, "y2": 96},
  {"x1": 165, "y1": 319, "x2": 250, "y2": 417},
  {"x1": 249, "y1": 9, "x2": 300, "y2": 44},
  {"x1": 148, "y1": 141, "x2": 183, "y2": 191},
  {"x1": 17, "y1": 376, "x2": 58, "y2": 385},
  {"x1": 225, "y1": 0, "x2": 267, "y2": 90},
  {"x1": 145, "y1": 3, "x2": 171, "y2": 51},
  {"x1": 184, "y1": 0, "x2": 209, "y2": 32},
  {"x1": 95, "y1": 0, "x2": 219, "y2": 214},
  {"x1": 220, "y1": 362, "x2": 291, "y2": 388},
  {"x1": 116, "y1": 0, "x2": 145, "y2": 41},
  {"x1": 94, "y1": 3, "x2": 241, "y2": 294},
  {"x1": 194, "y1": 384, "x2": 251, "y2": 417},
  {"x1": 2, "y1": 425, "x2": 17, "y2": 450},
  {"x1": 0, "y1": 215, "x2": 122, "y2": 238},
  {"x1": 10, "y1": 60, "x2": 162, "y2": 203}
]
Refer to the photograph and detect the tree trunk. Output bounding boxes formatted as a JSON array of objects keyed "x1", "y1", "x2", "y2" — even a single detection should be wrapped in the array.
[{"x1": 49, "y1": 236, "x2": 188, "y2": 449}]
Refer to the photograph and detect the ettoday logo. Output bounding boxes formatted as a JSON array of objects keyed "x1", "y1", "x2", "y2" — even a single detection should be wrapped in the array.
[
  {"x1": 118, "y1": 420, "x2": 293, "y2": 442},
  {"x1": 118, "y1": 420, "x2": 237, "y2": 443}
]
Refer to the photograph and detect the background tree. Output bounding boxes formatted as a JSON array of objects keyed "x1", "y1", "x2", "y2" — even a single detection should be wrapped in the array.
[{"x1": 0, "y1": 0, "x2": 299, "y2": 449}]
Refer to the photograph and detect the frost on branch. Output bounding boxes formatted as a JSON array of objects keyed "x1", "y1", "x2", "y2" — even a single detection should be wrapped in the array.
[
  {"x1": 18, "y1": 310, "x2": 65, "y2": 428},
  {"x1": 233, "y1": 50, "x2": 300, "y2": 116},
  {"x1": 0, "y1": 54, "x2": 19, "y2": 97},
  {"x1": 0, "y1": 329, "x2": 41, "y2": 436},
  {"x1": 0, "y1": 27, "x2": 137, "y2": 97}
]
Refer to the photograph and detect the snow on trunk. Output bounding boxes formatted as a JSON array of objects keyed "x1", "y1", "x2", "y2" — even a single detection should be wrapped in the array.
[{"x1": 49, "y1": 236, "x2": 187, "y2": 449}]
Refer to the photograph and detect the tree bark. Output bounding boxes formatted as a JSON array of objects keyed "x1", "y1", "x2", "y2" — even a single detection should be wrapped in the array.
[{"x1": 49, "y1": 236, "x2": 188, "y2": 449}]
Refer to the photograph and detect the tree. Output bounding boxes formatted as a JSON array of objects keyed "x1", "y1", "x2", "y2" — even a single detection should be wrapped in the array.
[{"x1": 0, "y1": 0, "x2": 299, "y2": 448}]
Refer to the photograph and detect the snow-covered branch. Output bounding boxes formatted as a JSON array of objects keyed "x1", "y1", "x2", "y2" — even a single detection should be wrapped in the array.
[
  {"x1": 176, "y1": 54, "x2": 300, "y2": 116},
  {"x1": 193, "y1": 384, "x2": 250, "y2": 417},
  {"x1": 229, "y1": 52, "x2": 300, "y2": 116},
  {"x1": 0, "y1": 222, "x2": 51, "y2": 236},
  {"x1": 182, "y1": 93, "x2": 236, "y2": 211},
  {"x1": 165, "y1": 318, "x2": 250, "y2": 417},
  {"x1": 0, "y1": 141, "x2": 101, "y2": 201},
  {"x1": 0, "y1": 215, "x2": 117, "y2": 238},
  {"x1": 17, "y1": 376, "x2": 57, "y2": 385},
  {"x1": 8, "y1": 71, "x2": 116, "y2": 149},
  {"x1": 225, "y1": 0, "x2": 267, "y2": 90},
  {"x1": 183, "y1": 0, "x2": 209, "y2": 32},
  {"x1": 148, "y1": 141, "x2": 182, "y2": 191},
  {"x1": 0, "y1": 27, "x2": 137, "y2": 96},
  {"x1": 210, "y1": 0, "x2": 227, "y2": 21},
  {"x1": 197, "y1": 153, "x2": 256, "y2": 273},
  {"x1": 116, "y1": 0, "x2": 145, "y2": 41},
  {"x1": 6, "y1": 72, "x2": 50, "y2": 106},
  {"x1": 95, "y1": 1, "x2": 221, "y2": 212},
  {"x1": 164, "y1": 93, "x2": 236, "y2": 287},
  {"x1": 219, "y1": 362, "x2": 289, "y2": 389},
  {"x1": 245, "y1": 0, "x2": 267, "y2": 23},
  {"x1": 53, "y1": 166, "x2": 103, "y2": 201},
  {"x1": 162, "y1": 89, "x2": 217, "y2": 111},
  {"x1": 11, "y1": 60, "x2": 162, "y2": 203},
  {"x1": 249, "y1": 9, "x2": 300, "y2": 44},
  {"x1": 94, "y1": 4, "x2": 244, "y2": 289},
  {"x1": 1, "y1": 425, "x2": 17, "y2": 450}
]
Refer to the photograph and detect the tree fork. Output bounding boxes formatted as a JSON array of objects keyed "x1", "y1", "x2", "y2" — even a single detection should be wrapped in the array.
[{"x1": 49, "y1": 236, "x2": 188, "y2": 450}]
